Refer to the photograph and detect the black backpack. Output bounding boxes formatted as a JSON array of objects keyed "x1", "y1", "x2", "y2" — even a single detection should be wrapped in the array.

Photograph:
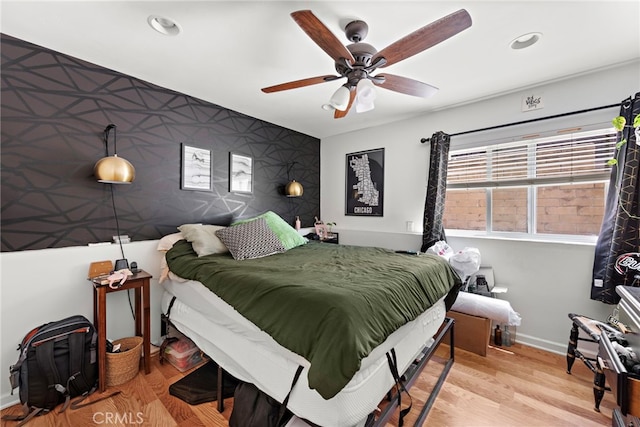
[
  {"x1": 3, "y1": 315, "x2": 118, "y2": 425},
  {"x1": 229, "y1": 365, "x2": 303, "y2": 427}
]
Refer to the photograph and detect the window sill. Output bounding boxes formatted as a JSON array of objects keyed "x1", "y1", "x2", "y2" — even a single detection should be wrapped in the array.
[{"x1": 445, "y1": 229, "x2": 598, "y2": 246}]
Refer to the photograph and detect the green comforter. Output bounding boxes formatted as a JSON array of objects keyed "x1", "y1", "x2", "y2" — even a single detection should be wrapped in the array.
[{"x1": 166, "y1": 240, "x2": 461, "y2": 399}]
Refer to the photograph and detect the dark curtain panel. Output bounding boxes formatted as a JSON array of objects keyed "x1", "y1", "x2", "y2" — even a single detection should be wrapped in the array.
[
  {"x1": 591, "y1": 92, "x2": 640, "y2": 304},
  {"x1": 421, "y1": 131, "x2": 451, "y2": 252}
]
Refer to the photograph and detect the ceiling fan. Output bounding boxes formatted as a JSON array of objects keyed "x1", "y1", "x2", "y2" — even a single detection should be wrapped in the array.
[{"x1": 261, "y1": 9, "x2": 472, "y2": 119}]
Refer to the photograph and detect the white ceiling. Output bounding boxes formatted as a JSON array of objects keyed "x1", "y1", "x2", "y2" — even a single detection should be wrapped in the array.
[{"x1": 2, "y1": 1, "x2": 639, "y2": 139}]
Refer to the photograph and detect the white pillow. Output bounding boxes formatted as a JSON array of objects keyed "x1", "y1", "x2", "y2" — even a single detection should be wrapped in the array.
[
  {"x1": 159, "y1": 257, "x2": 170, "y2": 284},
  {"x1": 178, "y1": 224, "x2": 229, "y2": 257},
  {"x1": 157, "y1": 232, "x2": 185, "y2": 283},
  {"x1": 157, "y1": 232, "x2": 185, "y2": 251}
]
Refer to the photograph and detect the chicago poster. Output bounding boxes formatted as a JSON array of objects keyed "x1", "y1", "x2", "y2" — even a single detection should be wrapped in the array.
[{"x1": 345, "y1": 148, "x2": 384, "y2": 216}]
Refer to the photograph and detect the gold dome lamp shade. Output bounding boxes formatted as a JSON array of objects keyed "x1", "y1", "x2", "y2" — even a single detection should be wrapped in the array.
[
  {"x1": 284, "y1": 162, "x2": 303, "y2": 197},
  {"x1": 285, "y1": 179, "x2": 304, "y2": 197},
  {"x1": 94, "y1": 124, "x2": 135, "y2": 184},
  {"x1": 94, "y1": 155, "x2": 135, "y2": 184}
]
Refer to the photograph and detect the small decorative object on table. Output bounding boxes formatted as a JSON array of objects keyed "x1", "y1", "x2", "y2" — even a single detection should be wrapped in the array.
[
  {"x1": 503, "y1": 325, "x2": 512, "y2": 346},
  {"x1": 314, "y1": 217, "x2": 328, "y2": 240},
  {"x1": 494, "y1": 325, "x2": 502, "y2": 346},
  {"x1": 106, "y1": 268, "x2": 133, "y2": 289},
  {"x1": 325, "y1": 221, "x2": 336, "y2": 237}
]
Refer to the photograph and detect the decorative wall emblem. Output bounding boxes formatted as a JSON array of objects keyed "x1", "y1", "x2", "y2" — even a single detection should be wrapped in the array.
[
  {"x1": 522, "y1": 94, "x2": 544, "y2": 112},
  {"x1": 614, "y1": 252, "x2": 640, "y2": 276}
]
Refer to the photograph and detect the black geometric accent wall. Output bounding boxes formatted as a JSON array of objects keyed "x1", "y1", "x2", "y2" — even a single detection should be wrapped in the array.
[{"x1": 1, "y1": 34, "x2": 320, "y2": 252}]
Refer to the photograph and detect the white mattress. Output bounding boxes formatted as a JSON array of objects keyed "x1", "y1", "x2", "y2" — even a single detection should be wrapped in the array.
[{"x1": 162, "y1": 277, "x2": 446, "y2": 427}]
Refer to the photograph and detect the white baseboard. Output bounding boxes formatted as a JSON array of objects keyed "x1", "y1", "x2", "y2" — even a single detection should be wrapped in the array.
[
  {"x1": 1, "y1": 393, "x2": 19, "y2": 410},
  {"x1": 515, "y1": 332, "x2": 599, "y2": 360}
]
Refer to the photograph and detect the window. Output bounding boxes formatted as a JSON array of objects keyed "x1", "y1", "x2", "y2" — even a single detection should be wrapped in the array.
[{"x1": 443, "y1": 128, "x2": 617, "y2": 238}]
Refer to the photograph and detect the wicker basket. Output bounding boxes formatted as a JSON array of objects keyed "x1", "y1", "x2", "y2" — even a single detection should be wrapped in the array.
[{"x1": 105, "y1": 336, "x2": 143, "y2": 387}]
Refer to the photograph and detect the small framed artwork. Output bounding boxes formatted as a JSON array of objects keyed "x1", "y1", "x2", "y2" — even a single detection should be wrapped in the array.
[
  {"x1": 181, "y1": 144, "x2": 213, "y2": 191},
  {"x1": 229, "y1": 152, "x2": 253, "y2": 193},
  {"x1": 345, "y1": 148, "x2": 384, "y2": 216}
]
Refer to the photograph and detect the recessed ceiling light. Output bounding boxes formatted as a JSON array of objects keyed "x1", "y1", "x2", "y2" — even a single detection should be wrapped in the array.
[
  {"x1": 148, "y1": 15, "x2": 181, "y2": 36},
  {"x1": 510, "y1": 32, "x2": 542, "y2": 50}
]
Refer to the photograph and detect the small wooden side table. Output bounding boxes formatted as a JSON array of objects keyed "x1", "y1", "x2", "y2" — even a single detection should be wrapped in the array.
[{"x1": 93, "y1": 270, "x2": 152, "y2": 392}]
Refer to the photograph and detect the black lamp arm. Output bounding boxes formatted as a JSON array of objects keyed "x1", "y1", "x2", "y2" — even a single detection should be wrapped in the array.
[
  {"x1": 103, "y1": 123, "x2": 117, "y2": 156},
  {"x1": 286, "y1": 161, "x2": 298, "y2": 181}
]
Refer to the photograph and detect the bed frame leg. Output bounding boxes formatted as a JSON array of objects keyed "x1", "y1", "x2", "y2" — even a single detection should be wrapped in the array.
[
  {"x1": 371, "y1": 317, "x2": 455, "y2": 426},
  {"x1": 414, "y1": 317, "x2": 455, "y2": 425},
  {"x1": 217, "y1": 364, "x2": 224, "y2": 412}
]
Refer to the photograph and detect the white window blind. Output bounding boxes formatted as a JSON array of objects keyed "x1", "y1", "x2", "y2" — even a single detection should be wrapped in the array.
[{"x1": 447, "y1": 128, "x2": 617, "y2": 189}]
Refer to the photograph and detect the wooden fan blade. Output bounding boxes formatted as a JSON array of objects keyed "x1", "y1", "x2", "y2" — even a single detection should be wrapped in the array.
[
  {"x1": 291, "y1": 10, "x2": 355, "y2": 63},
  {"x1": 373, "y1": 9, "x2": 472, "y2": 68},
  {"x1": 376, "y1": 74, "x2": 439, "y2": 98},
  {"x1": 262, "y1": 75, "x2": 340, "y2": 93},
  {"x1": 334, "y1": 88, "x2": 356, "y2": 119}
]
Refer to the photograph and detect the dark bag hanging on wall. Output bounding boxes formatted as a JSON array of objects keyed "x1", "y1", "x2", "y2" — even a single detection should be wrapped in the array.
[
  {"x1": 229, "y1": 365, "x2": 303, "y2": 427},
  {"x1": 2, "y1": 315, "x2": 118, "y2": 426}
]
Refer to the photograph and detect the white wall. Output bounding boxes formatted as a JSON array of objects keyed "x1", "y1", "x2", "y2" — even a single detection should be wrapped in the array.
[
  {"x1": 0, "y1": 241, "x2": 164, "y2": 409},
  {"x1": 321, "y1": 61, "x2": 639, "y2": 354}
]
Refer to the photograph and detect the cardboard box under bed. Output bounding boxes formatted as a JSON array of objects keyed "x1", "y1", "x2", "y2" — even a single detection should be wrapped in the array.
[{"x1": 446, "y1": 310, "x2": 491, "y2": 356}]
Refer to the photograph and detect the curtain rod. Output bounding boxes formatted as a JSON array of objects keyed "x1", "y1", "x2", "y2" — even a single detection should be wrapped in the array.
[{"x1": 420, "y1": 103, "x2": 619, "y2": 143}]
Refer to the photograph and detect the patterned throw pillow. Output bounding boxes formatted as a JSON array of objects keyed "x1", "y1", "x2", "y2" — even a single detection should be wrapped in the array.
[
  {"x1": 232, "y1": 211, "x2": 307, "y2": 250},
  {"x1": 215, "y1": 218, "x2": 286, "y2": 260}
]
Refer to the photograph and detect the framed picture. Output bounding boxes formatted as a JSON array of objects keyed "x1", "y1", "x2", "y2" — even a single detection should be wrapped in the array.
[
  {"x1": 229, "y1": 152, "x2": 253, "y2": 193},
  {"x1": 181, "y1": 144, "x2": 213, "y2": 191},
  {"x1": 345, "y1": 148, "x2": 384, "y2": 216}
]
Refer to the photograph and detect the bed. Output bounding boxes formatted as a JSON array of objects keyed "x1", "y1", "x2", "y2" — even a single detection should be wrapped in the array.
[{"x1": 159, "y1": 213, "x2": 461, "y2": 426}]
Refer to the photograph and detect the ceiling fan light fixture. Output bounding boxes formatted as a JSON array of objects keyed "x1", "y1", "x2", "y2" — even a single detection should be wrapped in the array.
[
  {"x1": 355, "y1": 79, "x2": 376, "y2": 113},
  {"x1": 326, "y1": 85, "x2": 351, "y2": 111},
  {"x1": 510, "y1": 32, "x2": 542, "y2": 50},
  {"x1": 264, "y1": 9, "x2": 472, "y2": 118},
  {"x1": 148, "y1": 15, "x2": 182, "y2": 36}
]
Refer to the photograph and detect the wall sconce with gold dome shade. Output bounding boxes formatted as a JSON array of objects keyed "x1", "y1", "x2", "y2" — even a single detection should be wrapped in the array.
[
  {"x1": 94, "y1": 124, "x2": 136, "y2": 184},
  {"x1": 94, "y1": 123, "x2": 135, "y2": 269},
  {"x1": 285, "y1": 162, "x2": 303, "y2": 197},
  {"x1": 285, "y1": 180, "x2": 304, "y2": 197}
]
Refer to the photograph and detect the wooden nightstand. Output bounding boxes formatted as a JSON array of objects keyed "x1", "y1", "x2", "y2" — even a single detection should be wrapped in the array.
[{"x1": 92, "y1": 270, "x2": 152, "y2": 392}]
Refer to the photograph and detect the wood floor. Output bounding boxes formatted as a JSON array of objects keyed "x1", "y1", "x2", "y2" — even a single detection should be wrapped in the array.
[{"x1": 1, "y1": 341, "x2": 615, "y2": 427}]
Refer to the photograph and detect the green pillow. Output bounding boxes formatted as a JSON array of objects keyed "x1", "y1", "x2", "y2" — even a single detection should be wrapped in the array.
[{"x1": 233, "y1": 211, "x2": 307, "y2": 251}]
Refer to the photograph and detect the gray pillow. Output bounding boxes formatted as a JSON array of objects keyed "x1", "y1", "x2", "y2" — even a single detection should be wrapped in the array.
[
  {"x1": 177, "y1": 224, "x2": 228, "y2": 257},
  {"x1": 215, "y1": 218, "x2": 286, "y2": 260}
]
